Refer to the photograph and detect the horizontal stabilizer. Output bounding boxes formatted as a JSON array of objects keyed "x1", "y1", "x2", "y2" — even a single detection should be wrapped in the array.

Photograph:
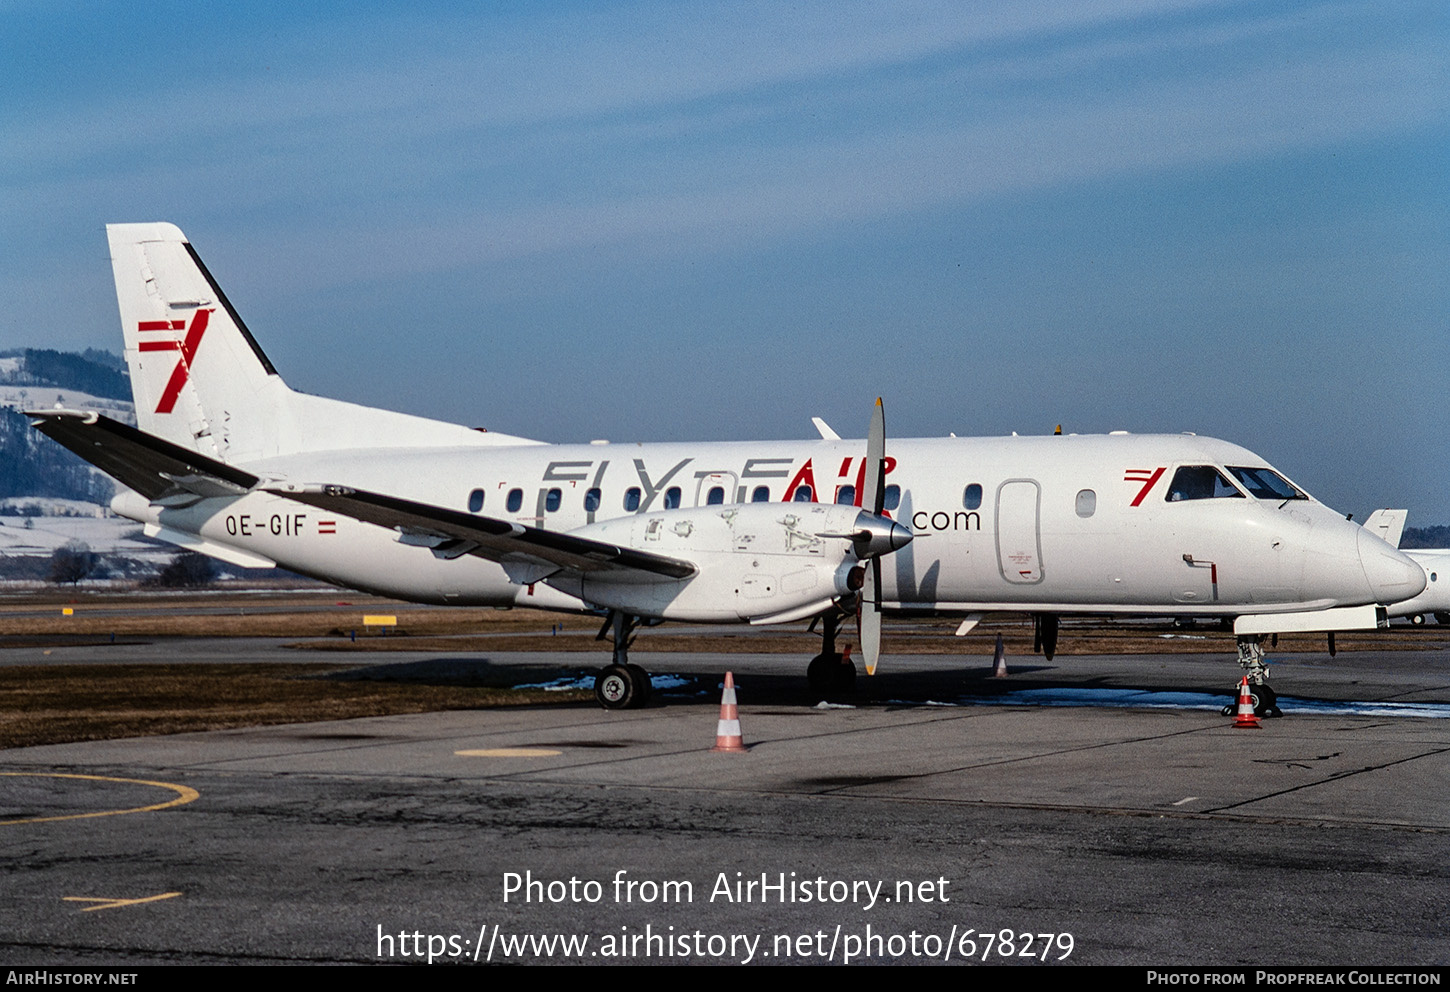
[
  {"x1": 269, "y1": 484, "x2": 697, "y2": 581},
  {"x1": 28, "y1": 410, "x2": 259, "y2": 504},
  {"x1": 144, "y1": 524, "x2": 278, "y2": 569}
]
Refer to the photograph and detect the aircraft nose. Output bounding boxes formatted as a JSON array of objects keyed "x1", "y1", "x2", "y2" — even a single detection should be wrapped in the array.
[{"x1": 1357, "y1": 528, "x2": 1426, "y2": 605}]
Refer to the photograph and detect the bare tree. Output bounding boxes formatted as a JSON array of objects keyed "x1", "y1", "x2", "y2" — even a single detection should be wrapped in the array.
[{"x1": 48, "y1": 539, "x2": 95, "y2": 585}]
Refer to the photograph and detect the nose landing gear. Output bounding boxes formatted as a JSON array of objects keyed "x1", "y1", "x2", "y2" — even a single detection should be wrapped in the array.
[{"x1": 1221, "y1": 634, "x2": 1282, "y2": 717}]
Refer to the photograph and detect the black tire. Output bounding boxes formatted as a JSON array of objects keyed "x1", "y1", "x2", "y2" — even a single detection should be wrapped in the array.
[
  {"x1": 806, "y1": 652, "x2": 857, "y2": 695},
  {"x1": 595, "y1": 664, "x2": 637, "y2": 710},
  {"x1": 625, "y1": 663, "x2": 652, "y2": 704},
  {"x1": 1411, "y1": 614, "x2": 1426, "y2": 626},
  {"x1": 806, "y1": 653, "x2": 837, "y2": 692},
  {"x1": 1250, "y1": 683, "x2": 1280, "y2": 718},
  {"x1": 1437, "y1": 612, "x2": 1450, "y2": 625}
]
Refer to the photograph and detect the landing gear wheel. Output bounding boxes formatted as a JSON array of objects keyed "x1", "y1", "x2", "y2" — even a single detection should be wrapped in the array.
[
  {"x1": 807, "y1": 652, "x2": 856, "y2": 695},
  {"x1": 595, "y1": 664, "x2": 637, "y2": 710},
  {"x1": 1411, "y1": 613, "x2": 1426, "y2": 626},
  {"x1": 625, "y1": 664, "x2": 652, "y2": 704},
  {"x1": 1250, "y1": 683, "x2": 1281, "y2": 718}
]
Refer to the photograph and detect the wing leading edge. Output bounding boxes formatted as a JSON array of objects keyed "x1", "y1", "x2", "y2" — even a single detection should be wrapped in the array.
[{"x1": 268, "y1": 484, "x2": 698, "y2": 582}]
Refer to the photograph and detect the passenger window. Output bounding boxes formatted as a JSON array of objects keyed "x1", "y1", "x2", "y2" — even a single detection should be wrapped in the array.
[
  {"x1": 545, "y1": 488, "x2": 561, "y2": 512},
  {"x1": 624, "y1": 487, "x2": 642, "y2": 511},
  {"x1": 751, "y1": 486, "x2": 770, "y2": 502},
  {"x1": 835, "y1": 485, "x2": 855, "y2": 505},
  {"x1": 1075, "y1": 489, "x2": 1096, "y2": 518},
  {"x1": 663, "y1": 486, "x2": 682, "y2": 509},
  {"x1": 793, "y1": 485, "x2": 813, "y2": 502},
  {"x1": 1227, "y1": 466, "x2": 1307, "y2": 501},
  {"x1": 584, "y1": 488, "x2": 601, "y2": 512},
  {"x1": 963, "y1": 484, "x2": 982, "y2": 510},
  {"x1": 883, "y1": 485, "x2": 901, "y2": 511},
  {"x1": 506, "y1": 488, "x2": 523, "y2": 512},
  {"x1": 1165, "y1": 466, "x2": 1243, "y2": 502},
  {"x1": 706, "y1": 486, "x2": 725, "y2": 505},
  {"x1": 467, "y1": 489, "x2": 485, "y2": 513}
]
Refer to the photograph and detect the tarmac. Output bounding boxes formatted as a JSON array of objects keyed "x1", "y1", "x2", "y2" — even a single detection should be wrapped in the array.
[{"x1": 2, "y1": 640, "x2": 1448, "y2": 966}]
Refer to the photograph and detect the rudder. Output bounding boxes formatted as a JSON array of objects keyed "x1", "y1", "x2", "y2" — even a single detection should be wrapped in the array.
[{"x1": 110, "y1": 222, "x2": 284, "y2": 461}]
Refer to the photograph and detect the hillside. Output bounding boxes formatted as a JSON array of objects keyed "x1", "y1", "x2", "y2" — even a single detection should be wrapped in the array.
[{"x1": 0, "y1": 349, "x2": 133, "y2": 502}]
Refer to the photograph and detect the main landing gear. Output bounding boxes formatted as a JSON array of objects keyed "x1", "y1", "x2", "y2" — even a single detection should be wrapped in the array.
[
  {"x1": 1220, "y1": 633, "x2": 1283, "y2": 718},
  {"x1": 593, "y1": 611, "x2": 653, "y2": 710},
  {"x1": 806, "y1": 611, "x2": 857, "y2": 696}
]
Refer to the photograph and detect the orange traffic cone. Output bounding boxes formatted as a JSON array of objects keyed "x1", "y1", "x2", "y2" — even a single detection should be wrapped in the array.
[
  {"x1": 713, "y1": 671, "x2": 746, "y2": 752},
  {"x1": 1232, "y1": 677, "x2": 1261, "y2": 729}
]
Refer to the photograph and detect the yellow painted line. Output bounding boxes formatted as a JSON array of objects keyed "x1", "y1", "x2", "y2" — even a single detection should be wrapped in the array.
[
  {"x1": 64, "y1": 892, "x2": 182, "y2": 912},
  {"x1": 0, "y1": 773, "x2": 199, "y2": 825},
  {"x1": 455, "y1": 748, "x2": 563, "y2": 758}
]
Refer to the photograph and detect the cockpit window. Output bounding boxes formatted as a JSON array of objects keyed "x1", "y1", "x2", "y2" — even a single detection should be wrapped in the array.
[
  {"x1": 1165, "y1": 466, "x2": 1243, "y2": 501},
  {"x1": 1227, "y1": 466, "x2": 1307, "y2": 501}
]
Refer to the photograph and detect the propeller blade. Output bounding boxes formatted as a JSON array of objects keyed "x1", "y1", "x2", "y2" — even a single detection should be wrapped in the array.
[
  {"x1": 861, "y1": 556, "x2": 882, "y2": 675},
  {"x1": 863, "y1": 397, "x2": 886, "y2": 515}
]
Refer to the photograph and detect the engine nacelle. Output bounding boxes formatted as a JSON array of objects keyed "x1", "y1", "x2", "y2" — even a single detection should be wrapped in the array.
[{"x1": 547, "y1": 502, "x2": 905, "y2": 622}]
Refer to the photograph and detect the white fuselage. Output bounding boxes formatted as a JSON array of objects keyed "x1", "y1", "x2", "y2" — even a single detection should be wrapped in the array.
[
  {"x1": 114, "y1": 431, "x2": 1424, "y2": 620},
  {"x1": 1387, "y1": 550, "x2": 1450, "y2": 620}
]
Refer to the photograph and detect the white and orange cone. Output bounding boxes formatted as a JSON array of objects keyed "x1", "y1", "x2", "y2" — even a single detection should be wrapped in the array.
[
  {"x1": 1232, "y1": 677, "x2": 1261, "y2": 729},
  {"x1": 713, "y1": 671, "x2": 746, "y2": 752}
]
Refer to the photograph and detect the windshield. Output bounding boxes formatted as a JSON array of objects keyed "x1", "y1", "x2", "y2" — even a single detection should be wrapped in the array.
[
  {"x1": 1227, "y1": 466, "x2": 1307, "y2": 501},
  {"x1": 1165, "y1": 465, "x2": 1244, "y2": 501}
]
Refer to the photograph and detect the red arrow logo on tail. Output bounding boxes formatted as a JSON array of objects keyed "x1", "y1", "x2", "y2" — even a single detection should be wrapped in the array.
[{"x1": 137, "y1": 309, "x2": 211, "y2": 414}]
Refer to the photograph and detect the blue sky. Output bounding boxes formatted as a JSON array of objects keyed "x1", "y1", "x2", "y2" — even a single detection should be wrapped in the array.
[{"x1": 3, "y1": 1, "x2": 1446, "y2": 520}]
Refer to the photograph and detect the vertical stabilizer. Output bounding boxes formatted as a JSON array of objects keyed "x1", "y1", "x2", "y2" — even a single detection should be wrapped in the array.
[
  {"x1": 108, "y1": 223, "x2": 541, "y2": 464},
  {"x1": 110, "y1": 222, "x2": 284, "y2": 461},
  {"x1": 1362, "y1": 509, "x2": 1408, "y2": 549}
]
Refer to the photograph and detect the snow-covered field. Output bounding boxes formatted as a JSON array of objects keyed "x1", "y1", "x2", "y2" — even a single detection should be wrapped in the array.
[
  {"x1": 0, "y1": 384, "x2": 135, "y2": 424},
  {"x1": 0, "y1": 501, "x2": 160, "y2": 557}
]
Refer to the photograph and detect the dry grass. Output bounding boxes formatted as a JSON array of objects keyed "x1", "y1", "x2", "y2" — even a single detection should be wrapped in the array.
[{"x1": 0, "y1": 663, "x2": 590, "y2": 750}]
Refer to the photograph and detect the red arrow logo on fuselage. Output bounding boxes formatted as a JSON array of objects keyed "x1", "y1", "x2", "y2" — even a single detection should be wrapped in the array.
[{"x1": 1125, "y1": 467, "x2": 1165, "y2": 506}]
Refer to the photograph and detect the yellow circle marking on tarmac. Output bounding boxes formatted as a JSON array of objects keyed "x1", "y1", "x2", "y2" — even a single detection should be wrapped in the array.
[
  {"x1": 0, "y1": 773, "x2": 200, "y2": 826},
  {"x1": 455, "y1": 748, "x2": 563, "y2": 758}
]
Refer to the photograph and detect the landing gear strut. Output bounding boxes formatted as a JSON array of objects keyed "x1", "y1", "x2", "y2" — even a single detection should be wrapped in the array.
[
  {"x1": 1221, "y1": 634, "x2": 1282, "y2": 718},
  {"x1": 806, "y1": 611, "x2": 856, "y2": 696},
  {"x1": 594, "y1": 611, "x2": 652, "y2": 710}
]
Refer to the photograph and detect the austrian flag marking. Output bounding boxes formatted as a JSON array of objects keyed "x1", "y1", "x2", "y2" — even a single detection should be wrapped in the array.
[{"x1": 137, "y1": 309, "x2": 212, "y2": 414}]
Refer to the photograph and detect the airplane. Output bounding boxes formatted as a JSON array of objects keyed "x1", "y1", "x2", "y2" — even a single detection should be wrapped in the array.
[
  {"x1": 28, "y1": 223, "x2": 1427, "y2": 714},
  {"x1": 1361, "y1": 510, "x2": 1449, "y2": 626}
]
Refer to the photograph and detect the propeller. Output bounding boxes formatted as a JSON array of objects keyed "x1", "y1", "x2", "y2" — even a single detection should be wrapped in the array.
[{"x1": 860, "y1": 398, "x2": 889, "y2": 675}]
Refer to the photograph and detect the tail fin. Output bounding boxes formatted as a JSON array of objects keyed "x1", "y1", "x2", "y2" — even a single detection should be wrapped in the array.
[
  {"x1": 1362, "y1": 509, "x2": 1408, "y2": 549},
  {"x1": 108, "y1": 223, "x2": 538, "y2": 463},
  {"x1": 111, "y1": 223, "x2": 280, "y2": 458}
]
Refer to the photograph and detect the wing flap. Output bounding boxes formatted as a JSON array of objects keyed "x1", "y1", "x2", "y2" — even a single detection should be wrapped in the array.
[{"x1": 269, "y1": 484, "x2": 697, "y2": 581}]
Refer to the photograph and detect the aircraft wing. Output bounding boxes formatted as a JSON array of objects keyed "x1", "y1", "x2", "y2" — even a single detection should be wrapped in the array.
[
  {"x1": 268, "y1": 484, "x2": 698, "y2": 581},
  {"x1": 27, "y1": 409, "x2": 259, "y2": 504}
]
